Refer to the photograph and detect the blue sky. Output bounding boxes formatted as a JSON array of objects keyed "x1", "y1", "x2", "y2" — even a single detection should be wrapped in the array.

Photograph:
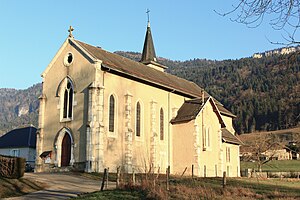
[{"x1": 0, "y1": 1, "x2": 295, "y2": 89}]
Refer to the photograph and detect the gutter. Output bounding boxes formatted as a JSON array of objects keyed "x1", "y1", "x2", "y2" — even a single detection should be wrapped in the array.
[{"x1": 101, "y1": 64, "x2": 200, "y2": 99}]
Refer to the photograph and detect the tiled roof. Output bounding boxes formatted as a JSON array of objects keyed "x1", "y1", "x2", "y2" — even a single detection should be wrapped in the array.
[
  {"x1": 222, "y1": 128, "x2": 243, "y2": 145},
  {"x1": 171, "y1": 98, "x2": 208, "y2": 124},
  {"x1": 74, "y1": 40, "x2": 204, "y2": 98},
  {"x1": 73, "y1": 39, "x2": 235, "y2": 118},
  {"x1": 0, "y1": 126, "x2": 37, "y2": 148},
  {"x1": 216, "y1": 104, "x2": 236, "y2": 118}
]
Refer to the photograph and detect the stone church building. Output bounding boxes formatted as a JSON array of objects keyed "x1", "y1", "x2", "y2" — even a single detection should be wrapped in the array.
[{"x1": 35, "y1": 22, "x2": 242, "y2": 177}]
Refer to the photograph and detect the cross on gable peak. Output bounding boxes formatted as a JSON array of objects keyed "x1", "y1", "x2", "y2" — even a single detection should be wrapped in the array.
[{"x1": 68, "y1": 26, "x2": 74, "y2": 38}]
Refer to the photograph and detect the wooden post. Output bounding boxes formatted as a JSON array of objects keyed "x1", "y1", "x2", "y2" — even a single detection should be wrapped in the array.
[
  {"x1": 100, "y1": 168, "x2": 107, "y2": 191},
  {"x1": 116, "y1": 166, "x2": 120, "y2": 188},
  {"x1": 105, "y1": 167, "x2": 109, "y2": 189},
  {"x1": 192, "y1": 164, "x2": 194, "y2": 179},
  {"x1": 181, "y1": 167, "x2": 188, "y2": 178},
  {"x1": 222, "y1": 171, "x2": 226, "y2": 188},
  {"x1": 132, "y1": 169, "x2": 136, "y2": 186},
  {"x1": 156, "y1": 167, "x2": 160, "y2": 179},
  {"x1": 152, "y1": 163, "x2": 155, "y2": 187},
  {"x1": 166, "y1": 166, "x2": 170, "y2": 191}
]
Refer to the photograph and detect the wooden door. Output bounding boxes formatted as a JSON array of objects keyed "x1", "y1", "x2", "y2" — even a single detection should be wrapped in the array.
[{"x1": 61, "y1": 133, "x2": 71, "y2": 167}]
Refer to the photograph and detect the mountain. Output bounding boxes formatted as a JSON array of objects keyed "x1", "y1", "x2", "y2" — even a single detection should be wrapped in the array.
[
  {"x1": 0, "y1": 50, "x2": 299, "y2": 135},
  {"x1": 0, "y1": 83, "x2": 41, "y2": 135}
]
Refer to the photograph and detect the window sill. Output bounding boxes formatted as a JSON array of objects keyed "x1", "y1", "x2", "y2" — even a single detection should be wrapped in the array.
[
  {"x1": 203, "y1": 147, "x2": 212, "y2": 151},
  {"x1": 60, "y1": 118, "x2": 72, "y2": 123},
  {"x1": 134, "y1": 136, "x2": 144, "y2": 142},
  {"x1": 108, "y1": 132, "x2": 118, "y2": 138}
]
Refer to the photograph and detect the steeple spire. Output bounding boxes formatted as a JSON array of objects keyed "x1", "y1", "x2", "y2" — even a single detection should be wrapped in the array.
[
  {"x1": 140, "y1": 10, "x2": 167, "y2": 72},
  {"x1": 141, "y1": 9, "x2": 157, "y2": 63}
]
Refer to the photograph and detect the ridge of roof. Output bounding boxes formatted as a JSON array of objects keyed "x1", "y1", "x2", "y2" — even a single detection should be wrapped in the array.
[
  {"x1": 74, "y1": 39, "x2": 204, "y2": 98},
  {"x1": 72, "y1": 39, "x2": 236, "y2": 118}
]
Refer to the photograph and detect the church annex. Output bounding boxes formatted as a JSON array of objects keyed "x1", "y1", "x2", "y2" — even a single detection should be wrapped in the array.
[{"x1": 35, "y1": 22, "x2": 242, "y2": 177}]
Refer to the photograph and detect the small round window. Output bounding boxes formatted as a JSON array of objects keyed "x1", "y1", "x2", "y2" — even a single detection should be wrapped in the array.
[{"x1": 64, "y1": 52, "x2": 74, "y2": 66}]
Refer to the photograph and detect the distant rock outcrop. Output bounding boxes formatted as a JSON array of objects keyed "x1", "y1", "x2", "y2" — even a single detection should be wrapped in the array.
[
  {"x1": 0, "y1": 83, "x2": 41, "y2": 135},
  {"x1": 253, "y1": 46, "x2": 300, "y2": 58}
]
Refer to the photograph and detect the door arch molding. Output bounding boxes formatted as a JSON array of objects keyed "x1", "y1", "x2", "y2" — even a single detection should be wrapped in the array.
[{"x1": 54, "y1": 127, "x2": 75, "y2": 167}]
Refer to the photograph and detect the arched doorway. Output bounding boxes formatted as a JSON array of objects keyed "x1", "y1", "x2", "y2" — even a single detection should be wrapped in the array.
[
  {"x1": 61, "y1": 133, "x2": 71, "y2": 166},
  {"x1": 54, "y1": 127, "x2": 74, "y2": 167}
]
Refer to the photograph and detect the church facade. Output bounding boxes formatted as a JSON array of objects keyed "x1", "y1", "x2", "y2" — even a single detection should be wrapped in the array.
[{"x1": 35, "y1": 23, "x2": 242, "y2": 177}]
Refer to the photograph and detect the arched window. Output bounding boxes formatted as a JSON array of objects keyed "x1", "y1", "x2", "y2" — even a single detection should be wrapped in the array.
[
  {"x1": 160, "y1": 108, "x2": 164, "y2": 140},
  {"x1": 226, "y1": 147, "x2": 231, "y2": 162},
  {"x1": 109, "y1": 95, "x2": 115, "y2": 132},
  {"x1": 136, "y1": 102, "x2": 141, "y2": 137},
  {"x1": 63, "y1": 80, "x2": 74, "y2": 119},
  {"x1": 203, "y1": 126, "x2": 211, "y2": 150}
]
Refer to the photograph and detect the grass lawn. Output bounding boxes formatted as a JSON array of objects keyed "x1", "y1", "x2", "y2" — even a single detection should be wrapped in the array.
[
  {"x1": 75, "y1": 177, "x2": 300, "y2": 200},
  {"x1": 0, "y1": 175, "x2": 45, "y2": 198},
  {"x1": 241, "y1": 160, "x2": 300, "y2": 172},
  {"x1": 76, "y1": 189, "x2": 145, "y2": 200}
]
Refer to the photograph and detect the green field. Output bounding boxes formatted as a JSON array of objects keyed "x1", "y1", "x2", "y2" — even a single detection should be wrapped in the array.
[{"x1": 241, "y1": 160, "x2": 300, "y2": 172}]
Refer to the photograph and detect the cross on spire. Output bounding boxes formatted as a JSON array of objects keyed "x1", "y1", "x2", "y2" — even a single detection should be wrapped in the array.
[
  {"x1": 68, "y1": 26, "x2": 74, "y2": 38},
  {"x1": 146, "y1": 9, "x2": 150, "y2": 23}
]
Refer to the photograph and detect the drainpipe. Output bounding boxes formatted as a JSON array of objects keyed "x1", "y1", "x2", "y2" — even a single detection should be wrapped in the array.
[{"x1": 168, "y1": 89, "x2": 175, "y2": 171}]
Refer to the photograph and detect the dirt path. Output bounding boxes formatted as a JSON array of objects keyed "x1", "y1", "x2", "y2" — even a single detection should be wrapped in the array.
[{"x1": 4, "y1": 172, "x2": 115, "y2": 200}]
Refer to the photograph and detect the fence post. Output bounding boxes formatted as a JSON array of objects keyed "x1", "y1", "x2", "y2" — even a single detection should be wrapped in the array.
[
  {"x1": 223, "y1": 171, "x2": 226, "y2": 188},
  {"x1": 132, "y1": 169, "x2": 136, "y2": 186},
  {"x1": 166, "y1": 166, "x2": 170, "y2": 191},
  {"x1": 181, "y1": 167, "x2": 188, "y2": 178},
  {"x1": 156, "y1": 167, "x2": 160, "y2": 186},
  {"x1": 105, "y1": 167, "x2": 109, "y2": 189},
  {"x1": 192, "y1": 164, "x2": 194, "y2": 179},
  {"x1": 116, "y1": 166, "x2": 120, "y2": 188},
  {"x1": 100, "y1": 168, "x2": 107, "y2": 191}
]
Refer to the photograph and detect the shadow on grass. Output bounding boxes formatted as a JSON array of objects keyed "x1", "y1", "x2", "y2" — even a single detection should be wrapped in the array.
[{"x1": 0, "y1": 176, "x2": 44, "y2": 198}]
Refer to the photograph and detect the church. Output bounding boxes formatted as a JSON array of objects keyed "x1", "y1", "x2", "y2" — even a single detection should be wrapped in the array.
[{"x1": 35, "y1": 21, "x2": 242, "y2": 177}]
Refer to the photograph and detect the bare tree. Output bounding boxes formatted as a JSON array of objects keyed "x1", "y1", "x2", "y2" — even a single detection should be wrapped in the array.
[
  {"x1": 216, "y1": 0, "x2": 300, "y2": 44},
  {"x1": 241, "y1": 133, "x2": 284, "y2": 171}
]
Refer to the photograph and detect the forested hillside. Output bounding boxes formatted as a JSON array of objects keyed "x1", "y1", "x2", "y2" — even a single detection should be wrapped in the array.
[
  {"x1": 0, "y1": 51, "x2": 299, "y2": 135},
  {"x1": 116, "y1": 51, "x2": 300, "y2": 134},
  {"x1": 0, "y1": 84, "x2": 41, "y2": 135}
]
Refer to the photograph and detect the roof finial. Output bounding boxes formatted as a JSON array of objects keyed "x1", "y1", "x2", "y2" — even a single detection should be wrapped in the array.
[
  {"x1": 68, "y1": 26, "x2": 74, "y2": 38},
  {"x1": 146, "y1": 9, "x2": 150, "y2": 27}
]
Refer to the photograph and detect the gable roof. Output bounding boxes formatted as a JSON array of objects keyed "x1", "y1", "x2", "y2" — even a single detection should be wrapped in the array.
[
  {"x1": 171, "y1": 97, "x2": 208, "y2": 124},
  {"x1": 73, "y1": 39, "x2": 204, "y2": 98},
  {"x1": 222, "y1": 128, "x2": 243, "y2": 145},
  {"x1": 216, "y1": 103, "x2": 236, "y2": 118},
  {"x1": 0, "y1": 126, "x2": 37, "y2": 148},
  {"x1": 43, "y1": 37, "x2": 235, "y2": 118},
  {"x1": 171, "y1": 97, "x2": 225, "y2": 127}
]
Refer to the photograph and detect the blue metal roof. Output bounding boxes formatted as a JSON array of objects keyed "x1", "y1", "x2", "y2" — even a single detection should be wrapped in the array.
[{"x1": 0, "y1": 126, "x2": 37, "y2": 148}]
